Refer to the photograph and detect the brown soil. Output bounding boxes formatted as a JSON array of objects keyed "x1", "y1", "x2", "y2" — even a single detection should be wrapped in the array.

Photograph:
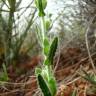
[{"x1": 0, "y1": 47, "x2": 96, "y2": 96}]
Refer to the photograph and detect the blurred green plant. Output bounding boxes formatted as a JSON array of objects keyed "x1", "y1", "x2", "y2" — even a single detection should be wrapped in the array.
[
  {"x1": 0, "y1": 63, "x2": 9, "y2": 81},
  {"x1": 0, "y1": 0, "x2": 36, "y2": 66},
  {"x1": 35, "y1": 38, "x2": 58, "y2": 96},
  {"x1": 35, "y1": 0, "x2": 57, "y2": 96},
  {"x1": 71, "y1": 89, "x2": 77, "y2": 96},
  {"x1": 80, "y1": 68, "x2": 96, "y2": 95},
  {"x1": 81, "y1": 69, "x2": 96, "y2": 85}
]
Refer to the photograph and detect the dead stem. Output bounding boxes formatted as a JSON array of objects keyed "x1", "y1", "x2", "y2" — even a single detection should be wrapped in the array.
[{"x1": 85, "y1": 14, "x2": 96, "y2": 74}]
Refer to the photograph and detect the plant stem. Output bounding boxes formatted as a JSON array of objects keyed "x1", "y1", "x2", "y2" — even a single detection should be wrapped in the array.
[
  {"x1": 5, "y1": 9, "x2": 14, "y2": 65},
  {"x1": 40, "y1": 16, "x2": 46, "y2": 57}
]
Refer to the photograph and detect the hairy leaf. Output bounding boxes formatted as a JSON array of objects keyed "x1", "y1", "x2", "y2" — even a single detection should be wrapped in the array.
[
  {"x1": 37, "y1": 74, "x2": 52, "y2": 96},
  {"x1": 45, "y1": 37, "x2": 58, "y2": 65}
]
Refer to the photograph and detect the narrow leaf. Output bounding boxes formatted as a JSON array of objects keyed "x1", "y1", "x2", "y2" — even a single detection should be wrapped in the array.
[
  {"x1": 45, "y1": 37, "x2": 58, "y2": 65},
  {"x1": 81, "y1": 69, "x2": 96, "y2": 85},
  {"x1": 37, "y1": 74, "x2": 52, "y2": 96},
  {"x1": 48, "y1": 77, "x2": 57, "y2": 96}
]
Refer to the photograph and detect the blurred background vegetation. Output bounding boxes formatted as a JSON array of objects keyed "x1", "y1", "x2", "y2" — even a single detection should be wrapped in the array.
[{"x1": 0, "y1": 0, "x2": 96, "y2": 71}]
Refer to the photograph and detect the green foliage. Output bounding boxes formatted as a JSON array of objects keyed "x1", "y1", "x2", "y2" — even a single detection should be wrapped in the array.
[
  {"x1": 41, "y1": 67, "x2": 49, "y2": 81},
  {"x1": 80, "y1": 69, "x2": 96, "y2": 95},
  {"x1": 35, "y1": 67, "x2": 42, "y2": 75},
  {"x1": 45, "y1": 37, "x2": 58, "y2": 66},
  {"x1": 35, "y1": 37, "x2": 58, "y2": 96},
  {"x1": 37, "y1": 73, "x2": 57, "y2": 96},
  {"x1": 45, "y1": 18, "x2": 51, "y2": 31},
  {"x1": 81, "y1": 69, "x2": 96, "y2": 85},
  {"x1": 35, "y1": 0, "x2": 57, "y2": 95},
  {"x1": 35, "y1": 0, "x2": 47, "y2": 17},
  {"x1": 0, "y1": 63, "x2": 9, "y2": 81},
  {"x1": 0, "y1": 0, "x2": 36, "y2": 66},
  {"x1": 37, "y1": 74, "x2": 52, "y2": 96},
  {"x1": 35, "y1": 0, "x2": 47, "y2": 10},
  {"x1": 71, "y1": 89, "x2": 77, "y2": 96},
  {"x1": 48, "y1": 77, "x2": 57, "y2": 96},
  {"x1": 44, "y1": 37, "x2": 50, "y2": 56}
]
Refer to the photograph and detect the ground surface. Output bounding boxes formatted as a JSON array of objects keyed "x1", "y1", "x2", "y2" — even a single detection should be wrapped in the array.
[{"x1": 0, "y1": 47, "x2": 96, "y2": 96}]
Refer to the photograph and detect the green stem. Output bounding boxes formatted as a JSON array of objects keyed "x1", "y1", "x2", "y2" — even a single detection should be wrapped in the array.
[
  {"x1": 48, "y1": 65, "x2": 52, "y2": 79},
  {"x1": 40, "y1": 16, "x2": 46, "y2": 57}
]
